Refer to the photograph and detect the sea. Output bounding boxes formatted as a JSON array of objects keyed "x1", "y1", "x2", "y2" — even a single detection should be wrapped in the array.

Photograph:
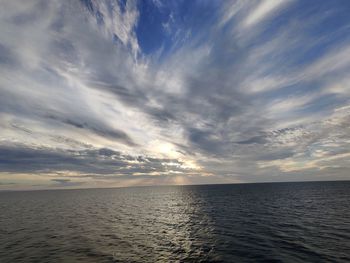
[{"x1": 1, "y1": 181, "x2": 350, "y2": 262}]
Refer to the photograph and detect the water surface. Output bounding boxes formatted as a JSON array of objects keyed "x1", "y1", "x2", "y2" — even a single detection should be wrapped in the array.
[{"x1": 1, "y1": 181, "x2": 350, "y2": 262}]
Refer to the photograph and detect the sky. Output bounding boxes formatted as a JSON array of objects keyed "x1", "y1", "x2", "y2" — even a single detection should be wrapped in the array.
[{"x1": 0, "y1": 0, "x2": 350, "y2": 190}]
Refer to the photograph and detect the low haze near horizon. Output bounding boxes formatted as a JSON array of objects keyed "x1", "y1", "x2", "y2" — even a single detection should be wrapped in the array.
[{"x1": 0, "y1": 0, "x2": 350, "y2": 190}]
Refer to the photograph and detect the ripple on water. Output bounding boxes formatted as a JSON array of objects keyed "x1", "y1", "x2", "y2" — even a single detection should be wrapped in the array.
[{"x1": 1, "y1": 181, "x2": 350, "y2": 262}]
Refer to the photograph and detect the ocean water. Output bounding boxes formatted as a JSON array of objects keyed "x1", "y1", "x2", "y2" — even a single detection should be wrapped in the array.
[{"x1": 1, "y1": 181, "x2": 350, "y2": 262}]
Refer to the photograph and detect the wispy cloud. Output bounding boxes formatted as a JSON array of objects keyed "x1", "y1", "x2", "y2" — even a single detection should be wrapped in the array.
[{"x1": 242, "y1": 0, "x2": 293, "y2": 29}]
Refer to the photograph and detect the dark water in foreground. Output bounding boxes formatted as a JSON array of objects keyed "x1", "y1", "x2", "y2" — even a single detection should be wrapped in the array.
[{"x1": 1, "y1": 181, "x2": 350, "y2": 262}]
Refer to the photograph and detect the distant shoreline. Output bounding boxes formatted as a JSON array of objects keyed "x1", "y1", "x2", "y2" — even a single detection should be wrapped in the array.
[{"x1": 1, "y1": 179, "x2": 349, "y2": 193}]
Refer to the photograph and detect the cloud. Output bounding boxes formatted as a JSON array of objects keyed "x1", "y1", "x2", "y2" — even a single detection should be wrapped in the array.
[
  {"x1": 0, "y1": 0, "x2": 350, "y2": 188},
  {"x1": 235, "y1": 136, "x2": 268, "y2": 145},
  {"x1": 242, "y1": 0, "x2": 293, "y2": 29},
  {"x1": 45, "y1": 114, "x2": 136, "y2": 146},
  {"x1": 0, "y1": 143, "x2": 204, "y2": 179},
  {"x1": 81, "y1": 0, "x2": 140, "y2": 58},
  {"x1": 51, "y1": 178, "x2": 84, "y2": 187}
]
